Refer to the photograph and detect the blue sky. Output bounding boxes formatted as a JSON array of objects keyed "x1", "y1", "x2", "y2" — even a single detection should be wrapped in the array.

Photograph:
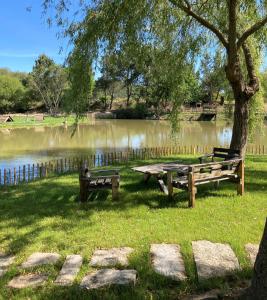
[
  {"x1": 0, "y1": 1, "x2": 69, "y2": 73},
  {"x1": 0, "y1": 1, "x2": 266, "y2": 74}
]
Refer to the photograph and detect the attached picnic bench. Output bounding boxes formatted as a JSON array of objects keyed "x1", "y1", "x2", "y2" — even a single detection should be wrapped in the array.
[
  {"x1": 165, "y1": 158, "x2": 244, "y2": 208},
  {"x1": 199, "y1": 147, "x2": 241, "y2": 163},
  {"x1": 79, "y1": 168, "x2": 120, "y2": 202}
]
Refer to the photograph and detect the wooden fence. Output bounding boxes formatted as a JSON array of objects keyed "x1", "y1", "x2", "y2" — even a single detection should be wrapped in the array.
[{"x1": 0, "y1": 144, "x2": 266, "y2": 187}]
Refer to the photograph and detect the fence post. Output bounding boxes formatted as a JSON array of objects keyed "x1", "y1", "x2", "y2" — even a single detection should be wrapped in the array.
[
  {"x1": 23, "y1": 165, "x2": 26, "y2": 182},
  {"x1": 60, "y1": 159, "x2": 63, "y2": 174},
  {"x1": 28, "y1": 164, "x2": 30, "y2": 182},
  {"x1": 9, "y1": 169, "x2": 11, "y2": 185},
  {"x1": 14, "y1": 168, "x2": 16, "y2": 185},
  {"x1": 45, "y1": 162, "x2": 48, "y2": 177},
  {"x1": 3, "y1": 169, "x2": 6, "y2": 185}
]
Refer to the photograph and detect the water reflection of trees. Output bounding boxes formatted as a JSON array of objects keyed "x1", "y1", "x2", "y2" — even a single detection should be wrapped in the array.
[{"x1": 0, "y1": 120, "x2": 248, "y2": 157}]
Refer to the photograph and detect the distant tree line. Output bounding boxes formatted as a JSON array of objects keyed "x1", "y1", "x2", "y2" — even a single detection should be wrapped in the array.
[{"x1": 0, "y1": 52, "x2": 266, "y2": 116}]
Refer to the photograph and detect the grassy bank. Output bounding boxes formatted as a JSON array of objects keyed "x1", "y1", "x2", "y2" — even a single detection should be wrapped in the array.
[
  {"x1": 0, "y1": 155, "x2": 266, "y2": 299},
  {"x1": 0, "y1": 115, "x2": 91, "y2": 129}
]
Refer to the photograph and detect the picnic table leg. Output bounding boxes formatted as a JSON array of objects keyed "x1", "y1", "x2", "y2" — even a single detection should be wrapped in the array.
[
  {"x1": 144, "y1": 173, "x2": 151, "y2": 183},
  {"x1": 112, "y1": 176, "x2": 119, "y2": 200},
  {"x1": 157, "y1": 177, "x2": 169, "y2": 195}
]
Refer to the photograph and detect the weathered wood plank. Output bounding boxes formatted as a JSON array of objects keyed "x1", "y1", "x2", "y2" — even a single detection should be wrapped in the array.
[{"x1": 158, "y1": 179, "x2": 168, "y2": 195}]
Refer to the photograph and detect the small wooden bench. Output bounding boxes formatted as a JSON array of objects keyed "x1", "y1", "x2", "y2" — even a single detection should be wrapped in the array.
[
  {"x1": 79, "y1": 168, "x2": 120, "y2": 202},
  {"x1": 199, "y1": 147, "x2": 241, "y2": 163},
  {"x1": 165, "y1": 158, "x2": 244, "y2": 208}
]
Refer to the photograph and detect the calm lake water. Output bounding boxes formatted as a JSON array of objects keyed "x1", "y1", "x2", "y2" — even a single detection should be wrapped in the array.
[{"x1": 0, "y1": 120, "x2": 266, "y2": 170}]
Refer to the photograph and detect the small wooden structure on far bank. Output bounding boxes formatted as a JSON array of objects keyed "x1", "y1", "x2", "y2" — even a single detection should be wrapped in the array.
[{"x1": 0, "y1": 115, "x2": 14, "y2": 123}]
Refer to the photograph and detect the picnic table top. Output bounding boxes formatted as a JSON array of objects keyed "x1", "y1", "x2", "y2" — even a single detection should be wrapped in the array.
[{"x1": 132, "y1": 162, "x2": 188, "y2": 175}]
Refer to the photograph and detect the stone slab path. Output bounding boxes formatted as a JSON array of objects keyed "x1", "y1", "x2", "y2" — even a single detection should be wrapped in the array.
[
  {"x1": 55, "y1": 254, "x2": 83, "y2": 286},
  {"x1": 0, "y1": 253, "x2": 15, "y2": 278},
  {"x1": 192, "y1": 240, "x2": 240, "y2": 280},
  {"x1": 245, "y1": 244, "x2": 259, "y2": 265},
  {"x1": 21, "y1": 252, "x2": 61, "y2": 268},
  {"x1": 90, "y1": 247, "x2": 134, "y2": 267},
  {"x1": 3, "y1": 241, "x2": 257, "y2": 290},
  {"x1": 182, "y1": 289, "x2": 220, "y2": 300},
  {"x1": 80, "y1": 269, "x2": 137, "y2": 290},
  {"x1": 150, "y1": 244, "x2": 187, "y2": 281},
  {"x1": 8, "y1": 274, "x2": 48, "y2": 289}
]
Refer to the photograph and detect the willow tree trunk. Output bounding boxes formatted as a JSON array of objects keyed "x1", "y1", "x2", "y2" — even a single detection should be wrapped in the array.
[
  {"x1": 242, "y1": 218, "x2": 267, "y2": 299},
  {"x1": 230, "y1": 97, "x2": 249, "y2": 154}
]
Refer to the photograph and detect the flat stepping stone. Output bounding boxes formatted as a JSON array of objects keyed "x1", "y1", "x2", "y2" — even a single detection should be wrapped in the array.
[
  {"x1": 0, "y1": 253, "x2": 15, "y2": 278},
  {"x1": 55, "y1": 254, "x2": 83, "y2": 286},
  {"x1": 80, "y1": 269, "x2": 137, "y2": 290},
  {"x1": 183, "y1": 289, "x2": 220, "y2": 300},
  {"x1": 90, "y1": 247, "x2": 134, "y2": 267},
  {"x1": 150, "y1": 244, "x2": 187, "y2": 281},
  {"x1": 21, "y1": 252, "x2": 61, "y2": 268},
  {"x1": 0, "y1": 253, "x2": 15, "y2": 268},
  {"x1": 245, "y1": 243, "x2": 259, "y2": 265},
  {"x1": 8, "y1": 274, "x2": 48, "y2": 289},
  {"x1": 0, "y1": 269, "x2": 6, "y2": 278},
  {"x1": 192, "y1": 240, "x2": 240, "y2": 280}
]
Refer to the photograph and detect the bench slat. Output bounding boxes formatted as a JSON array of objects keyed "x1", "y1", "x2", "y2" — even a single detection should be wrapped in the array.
[
  {"x1": 213, "y1": 147, "x2": 241, "y2": 155},
  {"x1": 173, "y1": 174, "x2": 238, "y2": 188}
]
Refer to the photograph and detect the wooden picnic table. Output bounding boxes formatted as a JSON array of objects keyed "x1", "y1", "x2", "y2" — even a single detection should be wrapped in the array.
[{"x1": 132, "y1": 162, "x2": 189, "y2": 195}]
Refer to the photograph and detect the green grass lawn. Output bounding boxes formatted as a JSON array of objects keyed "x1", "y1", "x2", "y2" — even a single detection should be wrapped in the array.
[
  {"x1": 0, "y1": 155, "x2": 266, "y2": 299},
  {"x1": 0, "y1": 115, "x2": 90, "y2": 129}
]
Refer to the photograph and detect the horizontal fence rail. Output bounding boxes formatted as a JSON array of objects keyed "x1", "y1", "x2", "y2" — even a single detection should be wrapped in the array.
[{"x1": 0, "y1": 144, "x2": 266, "y2": 187}]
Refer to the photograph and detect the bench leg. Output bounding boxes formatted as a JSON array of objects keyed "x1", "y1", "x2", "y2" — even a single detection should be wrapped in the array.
[
  {"x1": 188, "y1": 172, "x2": 196, "y2": 208},
  {"x1": 189, "y1": 187, "x2": 196, "y2": 208},
  {"x1": 112, "y1": 177, "x2": 119, "y2": 200},
  {"x1": 237, "y1": 160, "x2": 244, "y2": 196},
  {"x1": 144, "y1": 173, "x2": 151, "y2": 183},
  {"x1": 214, "y1": 181, "x2": 220, "y2": 189}
]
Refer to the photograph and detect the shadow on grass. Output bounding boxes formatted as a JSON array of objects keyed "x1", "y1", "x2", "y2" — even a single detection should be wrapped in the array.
[{"x1": 0, "y1": 155, "x2": 266, "y2": 256}]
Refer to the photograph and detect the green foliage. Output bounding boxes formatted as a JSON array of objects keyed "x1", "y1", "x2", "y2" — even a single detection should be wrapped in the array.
[
  {"x1": 244, "y1": 39, "x2": 266, "y2": 141},
  {"x1": 260, "y1": 69, "x2": 267, "y2": 102},
  {"x1": 115, "y1": 103, "x2": 151, "y2": 119},
  {"x1": 93, "y1": 55, "x2": 120, "y2": 110},
  {"x1": 42, "y1": 0, "x2": 204, "y2": 116},
  {"x1": 63, "y1": 49, "x2": 95, "y2": 115},
  {"x1": 200, "y1": 51, "x2": 231, "y2": 103},
  {"x1": 248, "y1": 88, "x2": 265, "y2": 141},
  {"x1": 29, "y1": 54, "x2": 68, "y2": 115},
  {"x1": 0, "y1": 74, "x2": 25, "y2": 112}
]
